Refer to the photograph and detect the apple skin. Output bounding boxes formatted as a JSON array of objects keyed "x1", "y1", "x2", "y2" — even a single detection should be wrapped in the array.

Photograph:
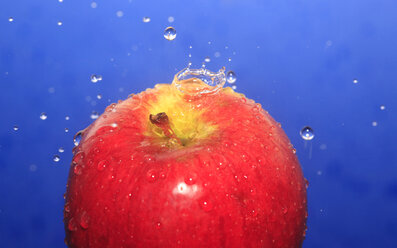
[{"x1": 64, "y1": 80, "x2": 307, "y2": 248}]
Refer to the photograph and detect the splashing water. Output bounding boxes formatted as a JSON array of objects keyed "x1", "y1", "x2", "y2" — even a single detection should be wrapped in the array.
[{"x1": 173, "y1": 67, "x2": 226, "y2": 96}]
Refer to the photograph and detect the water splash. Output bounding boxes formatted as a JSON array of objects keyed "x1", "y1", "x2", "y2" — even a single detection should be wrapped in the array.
[{"x1": 173, "y1": 67, "x2": 226, "y2": 96}]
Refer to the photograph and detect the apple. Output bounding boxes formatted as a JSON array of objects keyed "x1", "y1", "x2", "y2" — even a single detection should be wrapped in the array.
[{"x1": 64, "y1": 68, "x2": 307, "y2": 248}]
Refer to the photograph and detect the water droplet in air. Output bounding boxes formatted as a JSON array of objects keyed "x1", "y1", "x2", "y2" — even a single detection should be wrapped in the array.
[
  {"x1": 65, "y1": 115, "x2": 70, "y2": 120},
  {"x1": 13, "y1": 125, "x2": 19, "y2": 131},
  {"x1": 90, "y1": 111, "x2": 99, "y2": 119},
  {"x1": 40, "y1": 113, "x2": 47, "y2": 120},
  {"x1": 232, "y1": 85, "x2": 237, "y2": 90},
  {"x1": 116, "y1": 11, "x2": 124, "y2": 18},
  {"x1": 73, "y1": 131, "x2": 83, "y2": 146},
  {"x1": 64, "y1": 128, "x2": 69, "y2": 133},
  {"x1": 142, "y1": 17, "x2": 151, "y2": 23},
  {"x1": 380, "y1": 105, "x2": 385, "y2": 110},
  {"x1": 353, "y1": 78, "x2": 358, "y2": 84},
  {"x1": 300, "y1": 126, "x2": 314, "y2": 140},
  {"x1": 168, "y1": 16, "x2": 175, "y2": 23},
  {"x1": 59, "y1": 147, "x2": 65, "y2": 153},
  {"x1": 372, "y1": 121, "x2": 378, "y2": 127},
  {"x1": 97, "y1": 94, "x2": 102, "y2": 99},
  {"x1": 53, "y1": 155, "x2": 60, "y2": 162},
  {"x1": 90, "y1": 74, "x2": 102, "y2": 83},
  {"x1": 91, "y1": 2, "x2": 97, "y2": 8},
  {"x1": 8, "y1": 17, "x2": 14, "y2": 22},
  {"x1": 226, "y1": 71, "x2": 236, "y2": 84},
  {"x1": 204, "y1": 57, "x2": 211, "y2": 63},
  {"x1": 164, "y1": 27, "x2": 176, "y2": 41},
  {"x1": 57, "y1": 21, "x2": 62, "y2": 26}
]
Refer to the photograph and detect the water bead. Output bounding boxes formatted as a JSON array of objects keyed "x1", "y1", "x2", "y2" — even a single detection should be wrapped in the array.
[
  {"x1": 90, "y1": 111, "x2": 99, "y2": 120},
  {"x1": 90, "y1": 74, "x2": 102, "y2": 83},
  {"x1": 8, "y1": 17, "x2": 14, "y2": 22},
  {"x1": 226, "y1": 71, "x2": 236, "y2": 84},
  {"x1": 59, "y1": 147, "x2": 65, "y2": 153},
  {"x1": 353, "y1": 79, "x2": 358, "y2": 84},
  {"x1": 300, "y1": 126, "x2": 314, "y2": 140},
  {"x1": 164, "y1": 27, "x2": 176, "y2": 41},
  {"x1": 204, "y1": 57, "x2": 211, "y2": 63},
  {"x1": 13, "y1": 125, "x2": 19, "y2": 131},
  {"x1": 142, "y1": 17, "x2": 151, "y2": 23},
  {"x1": 40, "y1": 112, "x2": 47, "y2": 120},
  {"x1": 73, "y1": 131, "x2": 83, "y2": 146},
  {"x1": 53, "y1": 155, "x2": 60, "y2": 162}
]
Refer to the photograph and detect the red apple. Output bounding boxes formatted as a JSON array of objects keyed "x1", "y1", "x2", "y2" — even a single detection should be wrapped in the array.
[{"x1": 64, "y1": 68, "x2": 307, "y2": 248}]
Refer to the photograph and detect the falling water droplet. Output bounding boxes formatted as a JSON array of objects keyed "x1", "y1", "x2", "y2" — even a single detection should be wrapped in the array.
[
  {"x1": 13, "y1": 125, "x2": 19, "y2": 131},
  {"x1": 90, "y1": 74, "x2": 102, "y2": 83},
  {"x1": 8, "y1": 17, "x2": 14, "y2": 22},
  {"x1": 91, "y1": 2, "x2": 97, "y2": 8},
  {"x1": 73, "y1": 131, "x2": 83, "y2": 146},
  {"x1": 64, "y1": 128, "x2": 69, "y2": 133},
  {"x1": 300, "y1": 126, "x2": 314, "y2": 140},
  {"x1": 90, "y1": 111, "x2": 99, "y2": 119},
  {"x1": 226, "y1": 71, "x2": 236, "y2": 84},
  {"x1": 53, "y1": 155, "x2": 60, "y2": 162},
  {"x1": 164, "y1": 27, "x2": 176, "y2": 41},
  {"x1": 353, "y1": 78, "x2": 358, "y2": 84},
  {"x1": 116, "y1": 10, "x2": 124, "y2": 18},
  {"x1": 65, "y1": 115, "x2": 70, "y2": 120},
  {"x1": 372, "y1": 121, "x2": 378, "y2": 127},
  {"x1": 97, "y1": 94, "x2": 102, "y2": 99},
  {"x1": 168, "y1": 16, "x2": 175, "y2": 23},
  {"x1": 204, "y1": 57, "x2": 211, "y2": 63},
  {"x1": 57, "y1": 21, "x2": 63, "y2": 26},
  {"x1": 59, "y1": 147, "x2": 65, "y2": 153},
  {"x1": 142, "y1": 17, "x2": 151, "y2": 23},
  {"x1": 380, "y1": 105, "x2": 385, "y2": 110},
  {"x1": 40, "y1": 112, "x2": 47, "y2": 120}
]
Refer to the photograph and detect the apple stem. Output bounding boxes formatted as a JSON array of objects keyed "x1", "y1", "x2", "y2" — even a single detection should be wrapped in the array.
[{"x1": 149, "y1": 112, "x2": 183, "y2": 146}]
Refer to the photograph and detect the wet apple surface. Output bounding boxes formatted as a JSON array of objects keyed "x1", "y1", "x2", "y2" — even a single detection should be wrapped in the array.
[{"x1": 64, "y1": 68, "x2": 307, "y2": 248}]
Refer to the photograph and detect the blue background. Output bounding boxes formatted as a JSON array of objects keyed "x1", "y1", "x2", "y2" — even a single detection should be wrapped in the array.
[{"x1": 1, "y1": 0, "x2": 396, "y2": 247}]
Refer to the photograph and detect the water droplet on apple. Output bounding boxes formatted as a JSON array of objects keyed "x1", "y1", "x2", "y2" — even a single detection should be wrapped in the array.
[
  {"x1": 199, "y1": 200, "x2": 213, "y2": 212},
  {"x1": 185, "y1": 175, "x2": 196, "y2": 185},
  {"x1": 64, "y1": 202, "x2": 70, "y2": 213},
  {"x1": 91, "y1": 74, "x2": 102, "y2": 83},
  {"x1": 94, "y1": 160, "x2": 106, "y2": 172},
  {"x1": 68, "y1": 217, "x2": 78, "y2": 231},
  {"x1": 300, "y1": 126, "x2": 314, "y2": 140},
  {"x1": 226, "y1": 71, "x2": 236, "y2": 84},
  {"x1": 73, "y1": 131, "x2": 83, "y2": 146},
  {"x1": 74, "y1": 164, "x2": 82, "y2": 175},
  {"x1": 146, "y1": 169, "x2": 158, "y2": 182},
  {"x1": 79, "y1": 211, "x2": 90, "y2": 229},
  {"x1": 40, "y1": 112, "x2": 47, "y2": 120},
  {"x1": 72, "y1": 151, "x2": 85, "y2": 165},
  {"x1": 53, "y1": 155, "x2": 60, "y2": 162},
  {"x1": 155, "y1": 222, "x2": 162, "y2": 229},
  {"x1": 164, "y1": 26, "x2": 176, "y2": 41}
]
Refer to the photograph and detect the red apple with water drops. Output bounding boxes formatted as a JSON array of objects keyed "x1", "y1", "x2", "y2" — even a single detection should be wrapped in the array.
[{"x1": 64, "y1": 68, "x2": 308, "y2": 248}]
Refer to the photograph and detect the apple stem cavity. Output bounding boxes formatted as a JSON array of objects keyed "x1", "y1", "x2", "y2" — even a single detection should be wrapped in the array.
[{"x1": 149, "y1": 112, "x2": 183, "y2": 146}]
